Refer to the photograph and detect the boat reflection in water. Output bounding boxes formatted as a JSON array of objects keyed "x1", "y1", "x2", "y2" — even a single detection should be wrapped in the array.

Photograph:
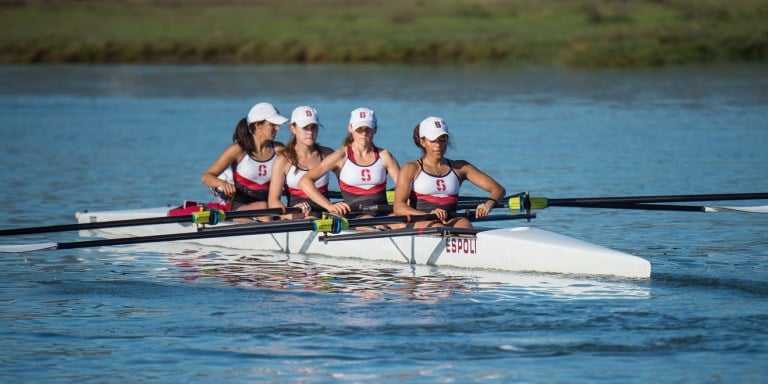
[{"x1": 154, "y1": 245, "x2": 651, "y2": 302}]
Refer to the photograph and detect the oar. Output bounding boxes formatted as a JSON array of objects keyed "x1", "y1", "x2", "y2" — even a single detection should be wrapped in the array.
[
  {"x1": 506, "y1": 192, "x2": 768, "y2": 211},
  {"x1": 0, "y1": 207, "x2": 302, "y2": 237},
  {"x1": 351, "y1": 192, "x2": 528, "y2": 213},
  {"x1": 329, "y1": 190, "x2": 526, "y2": 205},
  {"x1": 0, "y1": 213, "x2": 451, "y2": 253},
  {"x1": 318, "y1": 213, "x2": 535, "y2": 242},
  {"x1": 532, "y1": 202, "x2": 768, "y2": 213},
  {"x1": 320, "y1": 227, "x2": 486, "y2": 242}
]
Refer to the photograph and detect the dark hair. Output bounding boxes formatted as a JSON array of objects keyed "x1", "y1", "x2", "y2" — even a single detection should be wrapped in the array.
[
  {"x1": 342, "y1": 133, "x2": 354, "y2": 146},
  {"x1": 412, "y1": 124, "x2": 423, "y2": 151},
  {"x1": 232, "y1": 117, "x2": 257, "y2": 156}
]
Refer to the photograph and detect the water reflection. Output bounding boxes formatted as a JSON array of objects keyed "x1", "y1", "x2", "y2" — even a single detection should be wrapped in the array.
[
  {"x1": 167, "y1": 250, "x2": 473, "y2": 302},
  {"x1": 142, "y1": 245, "x2": 650, "y2": 301}
]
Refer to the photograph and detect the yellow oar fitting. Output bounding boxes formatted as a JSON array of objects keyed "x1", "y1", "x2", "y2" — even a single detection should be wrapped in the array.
[
  {"x1": 191, "y1": 209, "x2": 226, "y2": 225},
  {"x1": 507, "y1": 196, "x2": 548, "y2": 211},
  {"x1": 313, "y1": 216, "x2": 349, "y2": 234},
  {"x1": 386, "y1": 190, "x2": 395, "y2": 203},
  {"x1": 529, "y1": 197, "x2": 548, "y2": 210}
]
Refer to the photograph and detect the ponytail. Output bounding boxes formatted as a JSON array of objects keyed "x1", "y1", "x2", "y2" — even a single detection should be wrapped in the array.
[
  {"x1": 232, "y1": 118, "x2": 256, "y2": 155},
  {"x1": 284, "y1": 135, "x2": 298, "y2": 167},
  {"x1": 412, "y1": 124, "x2": 425, "y2": 153}
]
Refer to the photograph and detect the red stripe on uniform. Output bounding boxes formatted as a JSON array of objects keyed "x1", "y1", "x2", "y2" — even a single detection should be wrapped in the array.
[
  {"x1": 288, "y1": 185, "x2": 327, "y2": 198},
  {"x1": 339, "y1": 180, "x2": 386, "y2": 195},
  {"x1": 412, "y1": 192, "x2": 457, "y2": 205},
  {"x1": 234, "y1": 172, "x2": 268, "y2": 191}
]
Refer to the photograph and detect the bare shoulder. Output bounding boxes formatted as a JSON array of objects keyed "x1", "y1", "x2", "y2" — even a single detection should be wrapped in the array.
[
  {"x1": 273, "y1": 152, "x2": 290, "y2": 167},
  {"x1": 377, "y1": 148, "x2": 398, "y2": 160},
  {"x1": 450, "y1": 159, "x2": 472, "y2": 168},
  {"x1": 224, "y1": 142, "x2": 243, "y2": 152},
  {"x1": 401, "y1": 160, "x2": 421, "y2": 174},
  {"x1": 330, "y1": 147, "x2": 348, "y2": 161},
  {"x1": 222, "y1": 142, "x2": 245, "y2": 159},
  {"x1": 452, "y1": 159, "x2": 480, "y2": 171},
  {"x1": 450, "y1": 159, "x2": 480, "y2": 178},
  {"x1": 315, "y1": 147, "x2": 347, "y2": 170},
  {"x1": 272, "y1": 140, "x2": 287, "y2": 154}
]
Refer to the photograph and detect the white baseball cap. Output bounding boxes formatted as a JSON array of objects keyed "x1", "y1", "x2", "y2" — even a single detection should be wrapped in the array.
[
  {"x1": 349, "y1": 107, "x2": 377, "y2": 129},
  {"x1": 247, "y1": 102, "x2": 288, "y2": 125},
  {"x1": 418, "y1": 116, "x2": 449, "y2": 140},
  {"x1": 291, "y1": 106, "x2": 320, "y2": 128}
]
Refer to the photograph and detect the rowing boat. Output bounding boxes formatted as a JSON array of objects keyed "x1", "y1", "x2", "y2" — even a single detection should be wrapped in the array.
[
  {"x1": 5, "y1": 191, "x2": 764, "y2": 278},
  {"x1": 6, "y1": 191, "x2": 765, "y2": 278},
  {"x1": 73, "y1": 207, "x2": 652, "y2": 278}
]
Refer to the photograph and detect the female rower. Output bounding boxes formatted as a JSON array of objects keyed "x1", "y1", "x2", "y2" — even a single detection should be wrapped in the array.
[
  {"x1": 268, "y1": 106, "x2": 334, "y2": 219},
  {"x1": 298, "y1": 107, "x2": 400, "y2": 218},
  {"x1": 393, "y1": 116, "x2": 505, "y2": 228},
  {"x1": 201, "y1": 102, "x2": 287, "y2": 211}
]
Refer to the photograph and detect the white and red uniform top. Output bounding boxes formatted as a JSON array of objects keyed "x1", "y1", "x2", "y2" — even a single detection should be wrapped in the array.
[
  {"x1": 409, "y1": 159, "x2": 461, "y2": 212},
  {"x1": 232, "y1": 151, "x2": 276, "y2": 203},
  {"x1": 338, "y1": 146, "x2": 388, "y2": 206},
  {"x1": 285, "y1": 165, "x2": 330, "y2": 207}
]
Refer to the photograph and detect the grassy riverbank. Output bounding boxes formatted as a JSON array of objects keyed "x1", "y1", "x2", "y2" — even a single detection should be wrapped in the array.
[{"x1": 2, "y1": 0, "x2": 767, "y2": 67}]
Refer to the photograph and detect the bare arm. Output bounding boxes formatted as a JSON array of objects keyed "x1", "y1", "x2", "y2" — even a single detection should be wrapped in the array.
[
  {"x1": 393, "y1": 161, "x2": 422, "y2": 216},
  {"x1": 298, "y1": 148, "x2": 346, "y2": 213},
  {"x1": 267, "y1": 154, "x2": 289, "y2": 209},
  {"x1": 454, "y1": 160, "x2": 506, "y2": 218},
  {"x1": 379, "y1": 149, "x2": 400, "y2": 189},
  {"x1": 201, "y1": 143, "x2": 243, "y2": 197}
]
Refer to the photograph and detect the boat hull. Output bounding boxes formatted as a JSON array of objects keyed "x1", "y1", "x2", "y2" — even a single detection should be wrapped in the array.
[{"x1": 75, "y1": 208, "x2": 651, "y2": 278}]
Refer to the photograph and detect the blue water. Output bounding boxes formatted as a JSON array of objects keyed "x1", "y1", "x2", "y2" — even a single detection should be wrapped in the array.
[{"x1": 1, "y1": 64, "x2": 767, "y2": 383}]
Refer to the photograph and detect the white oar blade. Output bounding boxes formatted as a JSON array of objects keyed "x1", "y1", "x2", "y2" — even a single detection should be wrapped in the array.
[
  {"x1": 0, "y1": 242, "x2": 58, "y2": 253},
  {"x1": 705, "y1": 205, "x2": 768, "y2": 213}
]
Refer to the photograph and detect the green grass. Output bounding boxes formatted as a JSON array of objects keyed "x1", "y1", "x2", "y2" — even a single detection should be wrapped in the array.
[{"x1": 1, "y1": 0, "x2": 766, "y2": 67}]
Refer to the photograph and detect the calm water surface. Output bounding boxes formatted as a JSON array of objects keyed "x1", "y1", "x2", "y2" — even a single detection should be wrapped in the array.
[{"x1": 1, "y1": 64, "x2": 767, "y2": 383}]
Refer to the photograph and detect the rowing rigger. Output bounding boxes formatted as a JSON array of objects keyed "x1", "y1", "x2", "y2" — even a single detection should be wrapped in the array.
[{"x1": 0, "y1": 206, "x2": 651, "y2": 278}]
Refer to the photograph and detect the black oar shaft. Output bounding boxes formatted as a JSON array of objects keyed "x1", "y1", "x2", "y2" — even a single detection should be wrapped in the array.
[
  {"x1": 318, "y1": 213, "x2": 534, "y2": 242},
  {"x1": 548, "y1": 192, "x2": 768, "y2": 205},
  {"x1": 55, "y1": 221, "x2": 314, "y2": 250},
  {"x1": 50, "y1": 214, "x2": 445, "y2": 251},
  {"x1": 320, "y1": 227, "x2": 486, "y2": 242},
  {"x1": 0, "y1": 207, "x2": 301, "y2": 237},
  {"x1": 556, "y1": 202, "x2": 705, "y2": 212}
]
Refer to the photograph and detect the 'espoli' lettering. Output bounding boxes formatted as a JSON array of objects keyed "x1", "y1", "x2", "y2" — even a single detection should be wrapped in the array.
[{"x1": 445, "y1": 236, "x2": 476, "y2": 254}]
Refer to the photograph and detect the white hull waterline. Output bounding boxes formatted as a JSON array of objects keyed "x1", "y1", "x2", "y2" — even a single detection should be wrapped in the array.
[{"x1": 75, "y1": 207, "x2": 651, "y2": 279}]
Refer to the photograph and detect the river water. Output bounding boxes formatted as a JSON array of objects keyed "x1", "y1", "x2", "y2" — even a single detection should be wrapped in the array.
[{"x1": 1, "y1": 64, "x2": 767, "y2": 383}]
